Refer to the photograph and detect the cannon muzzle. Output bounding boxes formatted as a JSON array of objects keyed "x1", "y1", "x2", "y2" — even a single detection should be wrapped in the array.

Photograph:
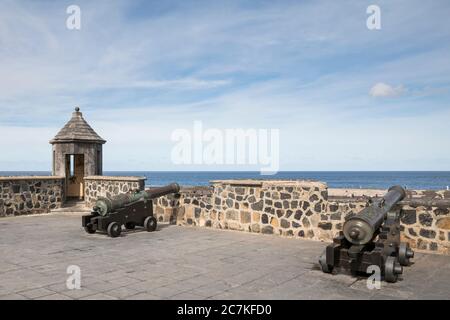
[{"x1": 343, "y1": 185, "x2": 406, "y2": 245}]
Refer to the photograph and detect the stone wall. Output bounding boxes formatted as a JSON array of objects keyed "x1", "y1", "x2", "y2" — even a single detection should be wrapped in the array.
[
  {"x1": 400, "y1": 203, "x2": 450, "y2": 254},
  {"x1": 0, "y1": 176, "x2": 65, "y2": 217},
  {"x1": 155, "y1": 179, "x2": 328, "y2": 237},
  {"x1": 4, "y1": 174, "x2": 447, "y2": 255},
  {"x1": 152, "y1": 186, "x2": 211, "y2": 224},
  {"x1": 153, "y1": 180, "x2": 450, "y2": 255},
  {"x1": 84, "y1": 176, "x2": 146, "y2": 206}
]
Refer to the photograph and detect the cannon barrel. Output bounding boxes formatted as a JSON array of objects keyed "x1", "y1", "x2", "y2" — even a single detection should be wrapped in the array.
[
  {"x1": 146, "y1": 183, "x2": 180, "y2": 199},
  {"x1": 94, "y1": 183, "x2": 180, "y2": 216},
  {"x1": 343, "y1": 185, "x2": 406, "y2": 245}
]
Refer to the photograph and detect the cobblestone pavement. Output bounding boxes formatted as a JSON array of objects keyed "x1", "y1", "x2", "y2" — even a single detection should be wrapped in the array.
[{"x1": 0, "y1": 213, "x2": 449, "y2": 300}]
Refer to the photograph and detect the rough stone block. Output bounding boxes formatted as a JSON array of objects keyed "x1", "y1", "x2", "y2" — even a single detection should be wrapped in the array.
[
  {"x1": 419, "y1": 213, "x2": 433, "y2": 227},
  {"x1": 225, "y1": 209, "x2": 239, "y2": 221},
  {"x1": 270, "y1": 217, "x2": 279, "y2": 227},
  {"x1": 251, "y1": 200, "x2": 263, "y2": 211},
  {"x1": 251, "y1": 223, "x2": 260, "y2": 233},
  {"x1": 261, "y1": 226, "x2": 273, "y2": 234},
  {"x1": 401, "y1": 210, "x2": 417, "y2": 225},
  {"x1": 280, "y1": 219, "x2": 290, "y2": 229},
  {"x1": 318, "y1": 222, "x2": 332, "y2": 230},
  {"x1": 330, "y1": 212, "x2": 341, "y2": 220},
  {"x1": 436, "y1": 217, "x2": 450, "y2": 230},
  {"x1": 419, "y1": 229, "x2": 436, "y2": 239},
  {"x1": 261, "y1": 214, "x2": 268, "y2": 224},
  {"x1": 252, "y1": 212, "x2": 260, "y2": 223},
  {"x1": 240, "y1": 211, "x2": 251, "y2": 224}
]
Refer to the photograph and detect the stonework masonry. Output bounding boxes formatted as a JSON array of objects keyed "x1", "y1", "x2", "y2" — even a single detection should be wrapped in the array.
[
  {"x1": 0, "y1": 176, "x2": 64, "y2": 216},
  {"x1": 151, "y1": 180, "x2": 450, "y2": 255},
  {"x1": 84, "y1": 176, "x2": 146, "y2": 206},
  {"x1": 152, "y1": 186, "x2": 212, "y2": 224},
  {"x1": 1, "y1": 176, "x2": 449, "y2": 256},
  {"x1": 178, "y1": 180, "x2": 329, "y2": 239}
]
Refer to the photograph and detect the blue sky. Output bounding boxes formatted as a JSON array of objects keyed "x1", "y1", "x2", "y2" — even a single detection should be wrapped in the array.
[{"x1": 0, "y1": 0, "x2": 449, "y2": 171}]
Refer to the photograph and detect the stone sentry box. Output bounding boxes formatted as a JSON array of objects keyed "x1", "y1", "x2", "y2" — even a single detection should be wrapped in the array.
[
  {"x1": 50, "y1": 107, "x2": 106, "y2": 200},
  {"x1": 0, "y1": 176, "x2": 64, "y2": 216}
]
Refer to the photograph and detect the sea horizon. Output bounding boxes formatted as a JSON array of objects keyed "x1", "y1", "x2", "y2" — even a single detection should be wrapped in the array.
[{"x1": 1, "y1": 170, "x2": 450, "y2": 190}]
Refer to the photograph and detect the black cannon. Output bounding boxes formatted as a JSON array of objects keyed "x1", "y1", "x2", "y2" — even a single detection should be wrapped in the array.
[
  {"x1": 82, "y1": 183, "x2": 180, "y2": 237},
  {"x1": 318, "y1": 185, "x2": 414, "y2": 282}
]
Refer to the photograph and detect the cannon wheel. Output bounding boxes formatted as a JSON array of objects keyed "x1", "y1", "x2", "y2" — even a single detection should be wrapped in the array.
[
  {"x1": 125, "y1": 222, "x2": 136, "y2": 230},
  {"x1": 84, "y1": 224, "x2": 96, "y2": 234},
  {"x1": 144, "y1": 216, "x2": 157, "y2": 232},
  {"x1": 398, "y1": 243, "x2": 413, "y2": 266},
  {"x1": 107, "y1": 222, "x2": 122, "y2": 238},
  {"x1": 384, "y1": 256, "x2": 401, "y2": 283},
  {"x1": 319, "y1": 251, "x2": 333, "y2": 273}
]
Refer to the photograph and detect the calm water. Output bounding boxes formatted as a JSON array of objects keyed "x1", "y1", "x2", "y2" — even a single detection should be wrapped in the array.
[{"x1": 1, "y1": 171, "x2": 450, "y2": 190}]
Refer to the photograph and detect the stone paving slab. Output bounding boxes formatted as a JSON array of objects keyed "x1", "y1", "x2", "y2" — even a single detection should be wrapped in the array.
[{"x1": 0, "y1": 213, "x2": 449, "y2": 300}]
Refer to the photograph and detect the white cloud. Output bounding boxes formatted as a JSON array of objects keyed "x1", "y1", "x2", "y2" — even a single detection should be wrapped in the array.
[
  {"x1": 369, "y1": 83, "x2": 406, "y2": 98},
  {"x1": 118, "y1": 78, "x2": 232, "y2": 90}
]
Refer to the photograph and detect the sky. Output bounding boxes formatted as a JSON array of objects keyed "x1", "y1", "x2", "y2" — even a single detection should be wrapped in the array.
[{"x1": 0, "y1": 0, "x2": 449, "y2": 171}]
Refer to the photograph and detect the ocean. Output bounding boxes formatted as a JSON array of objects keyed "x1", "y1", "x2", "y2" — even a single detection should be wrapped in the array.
[{"x1": 1, "y1": 171, "x2": 450, "y2": 190}]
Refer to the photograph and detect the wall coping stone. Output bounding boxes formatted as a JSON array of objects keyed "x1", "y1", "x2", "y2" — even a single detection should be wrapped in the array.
[
  {"x1": 0, "y1": 176, "x2": 64, "y2": 181},
  {"x1": 180, "y1": 186, "x2": 213, "y2": 195},
  {"x1": 210, "y1": 179, "x2": 327, "y2": 188},
  {"x1": 157, "y1": 186, "x2": 212, "y2": 192},
  {"x1": 328, "y1": 188, "x2": 385, "y2": 198},
  {"x1": 329, "y1": 196, "x2": 450, "y2": 209},
  {"x1": 84, "y1": 175, "x2": 146, "y2": 182},
  {"x1": 329, "y1": 188, "x2": 450, "y2": 199}
]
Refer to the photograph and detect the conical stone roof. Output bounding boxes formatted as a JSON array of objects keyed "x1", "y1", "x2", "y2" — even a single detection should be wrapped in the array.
[{"x1": 50, "y1": 107, "x2": 106, "y2": 144}]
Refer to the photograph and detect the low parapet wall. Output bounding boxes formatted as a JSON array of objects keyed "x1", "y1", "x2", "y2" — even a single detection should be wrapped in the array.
[
  {"x1": 170, "y1": 180, "x2": 330, "y2": 238},
  {"x1": 153, "y1": 180, "x2": 450, "y2": 255},
  {"x1": 4, "y1": 175, "x2": 448, "y2": 255},
  {"x1": 152, "y1": 186, "x2": 211, "y2": 224},
  {"x1": 84, "y1": 176, "x2": 146, "y2": 206},
  {"x1": 0, "y1": 176, "x2": 65, "y2": 216}
]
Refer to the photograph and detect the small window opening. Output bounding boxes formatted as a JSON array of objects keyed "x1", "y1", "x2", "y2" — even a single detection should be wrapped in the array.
[{"x1": 70, "y1": 154, "x2": 75, "y2": 177}]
